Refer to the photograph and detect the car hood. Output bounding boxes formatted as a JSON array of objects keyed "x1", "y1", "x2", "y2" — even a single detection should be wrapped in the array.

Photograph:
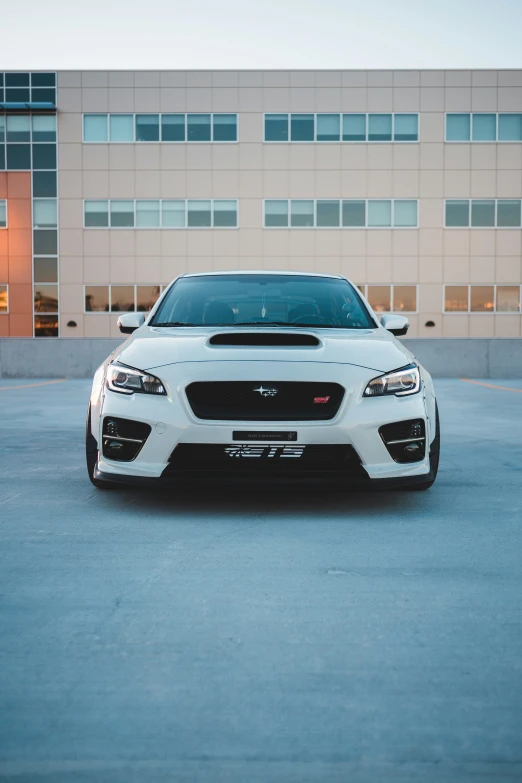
[{"x1": 115, "y1": 326, "x2": 413, "y2": 374}]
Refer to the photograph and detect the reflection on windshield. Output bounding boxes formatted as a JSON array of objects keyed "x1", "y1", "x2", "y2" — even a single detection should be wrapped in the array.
[{"x1": 151, "y1": 274, "x2": 375, "y2": 329}]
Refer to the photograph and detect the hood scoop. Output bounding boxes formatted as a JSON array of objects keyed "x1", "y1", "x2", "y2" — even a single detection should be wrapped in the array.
[{"x1": 209, "y1": 332, "x2": 320, "y2": 347}]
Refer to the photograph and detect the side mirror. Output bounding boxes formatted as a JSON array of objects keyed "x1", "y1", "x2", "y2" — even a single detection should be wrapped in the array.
[
  {"x1": 380, "y1": 313, "x2": 409, "y2": 337},
  {"x1": 117, "y1": 312, "x2": 146, "y2": 334}
]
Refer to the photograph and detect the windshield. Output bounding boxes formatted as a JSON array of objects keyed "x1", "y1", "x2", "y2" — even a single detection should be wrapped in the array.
[{"x1": 150, "y1": 274, "x2": 375, "y2": 329}]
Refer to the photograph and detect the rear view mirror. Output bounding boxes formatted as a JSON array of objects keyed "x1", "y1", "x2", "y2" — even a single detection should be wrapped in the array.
[
  {"x1": 380, "y1": 314, "x2": 409, "y2": 337},
  {"x1": 117, "y1": 312, "x2": 146, "y2": 334}
]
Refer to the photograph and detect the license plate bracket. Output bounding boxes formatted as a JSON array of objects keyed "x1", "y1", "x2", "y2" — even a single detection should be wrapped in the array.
[{"x1": 233, "y1": 430, "x2": 297, "y2": 441}]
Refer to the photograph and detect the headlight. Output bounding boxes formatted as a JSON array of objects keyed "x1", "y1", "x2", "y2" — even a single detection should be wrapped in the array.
[
  {"x1": 106, "y1": 362, "x2": 166, "y2": 395},
  {"x1": 363, "y1": 363, "x2": 420, "y2": 397}
]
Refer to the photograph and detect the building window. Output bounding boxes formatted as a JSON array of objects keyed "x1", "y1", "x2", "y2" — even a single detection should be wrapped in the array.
[
  {"x1": 446, "y1": 113, "x2": 522, "y2": 142},
  {"x1": 34, "y1": 284, "x2": 58, "y2": 313},
  {"x1": 34, "y1": 315, "x2": 58, "y2": 338},
  {"x1": 187, "y1": 114, "x2": 211, "y2": 142},
  {"x1": 213, "y1": 114, "x2": 237, "y2": 142},
  {"x1": 358, "y1": 284, "x2": 418, "y2": 314},
  {"x1": 33, "y1": 230, "x2": 57, "y2": 255},
  {"x1": 445, "y1": 199, "x2": 522, "y2": 228},
  {"x1": 0, "y1": 284, "x2": 8, "y2": 313},
  {"x1": 110, "y1": 114, "x2": 134, "y2": 142},
  {"x1": 83, "y1": 114, "x2": 108, "y2": 143},
  {"x1": 34, "y1": 257, "x2": 58, "y2": 283},
  {"x1": 85, "y1": 284, "x2": 163, "y2": 313},
  {"x1": 393, "y1": 286, "x2": 417, "y2": 313},
  {"x1": 84, "y1": 200, "x2": 239, "y2": 228},
  {"x1": 264, "y1": 199, "x2": 419, "y2": 228},
  {"x1": 33, "y1": 171, "x2": 57, "y2": 198},
  {"x1": 33, "y1": 199, "x2": 57, "y2": 228},
  {"x1": 6, "y1": 143, "x2": 31, "y2": 170},
  {"x1": 32, "y1": 144, "x2": 56, "y2": 170},
  {"x1": 136, "y1": 114, "x2": 160, "y2": 142},
  {"x1": 32, "y1": 115, "x2": 56, "y2": 143},
  {"x1": 0, "y1": 199, "x2": 6, "y2": 228},
  {"x1": 162, "y1": 114, "x2": 185, "y2": 142},
  {"x1": 367, "y1": 285, "x2": 391, "y2": 312},
  {"x1": 444, "y1": 285, "x2": 521, "y2": 313},
  {"x1": 6, "y1": 115, "x2": 30, "y2": 142},
  {"x1": 264, "y1": 113, "x2": 419, "y2": 142}
]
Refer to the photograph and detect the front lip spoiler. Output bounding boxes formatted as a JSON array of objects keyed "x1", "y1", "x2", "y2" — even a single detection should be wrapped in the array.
[{"x1": 93, "y1": 464, "x2": 433, "y2": 490}]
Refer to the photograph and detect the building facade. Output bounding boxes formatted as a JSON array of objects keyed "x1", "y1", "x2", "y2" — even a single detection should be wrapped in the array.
[{"x1": 1, "y1": 68, "x2": 522, "y2": 339}]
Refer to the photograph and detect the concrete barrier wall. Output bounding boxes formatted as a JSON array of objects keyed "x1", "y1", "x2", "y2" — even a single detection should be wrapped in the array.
[{"x1": 0, "y1": 338, "x2": 521, "y2": 379}]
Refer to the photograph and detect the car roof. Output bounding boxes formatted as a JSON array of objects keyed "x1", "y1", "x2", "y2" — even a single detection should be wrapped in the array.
[{"x1": 181, "y1": 270, "x2": 344, "y2": 280}]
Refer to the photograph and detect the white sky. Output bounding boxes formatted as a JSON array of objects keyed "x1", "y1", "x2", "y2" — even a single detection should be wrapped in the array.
[{"x1": 1, "y1": 0, "x2": 522, "y2": 70}]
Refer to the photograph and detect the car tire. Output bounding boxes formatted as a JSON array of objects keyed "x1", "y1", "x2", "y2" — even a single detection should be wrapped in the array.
[
  {"x1": 407, "y1": 403, "x2": 440, "y2": 491},
  {"x1": 86, "y1": 404, "x2": 111, "y2": 489}
]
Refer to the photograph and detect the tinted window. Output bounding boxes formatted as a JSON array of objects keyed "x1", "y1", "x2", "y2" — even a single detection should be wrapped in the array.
[{"x1": 151, "y1": 274, "x2": 374, "y2": 329}]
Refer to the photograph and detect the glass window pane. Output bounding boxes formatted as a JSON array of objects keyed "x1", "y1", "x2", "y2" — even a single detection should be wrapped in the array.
[
  {"x1": 472, "y1": 114, "x2": 496, "y2": 141},
  {"x1": 6, "y1": 145, "x2": 31, "y2": 170},
  {"x1": 32, "y1": 73, "x2": 56, "y2": 87},
  {"x1": 6, "y1": 88, "x2": 30, "y2": 102},
  {"x1": 291, "y1": 114, "x2": 314, "y2": 142},
  {"x1": 111, "y1": 285, "x2": 135, "y2": 312},
  {"x1": 316, "y1": 200, "x2": 340, "y2": 227},
  {"x1": 367, "y1": 285, "x2": 391, "y2": 312},
  {"x1": 34, "y1": 257, "x2": 58, "y2": 283},
  {"x1": 471, "y1": 199, "x2": 495, "y2": 227},
  {"x1": 0, "y1": 116, "x2": 4, "y2": 143},
  {"x1": 316, "y1": 114, "x2": 340, "y2": 142},
  {"x1": 213, "y1": 114, "x2": 237, "y2": 142},
  {"x1": 161, "y1": 114, "x2": 185, "y2": 142},
  {"x1": 446, "y1": 200, "x2": 470, "y2": 227},
  {"x1": 33, "y1": 199, "x2": 57, "y2": 228},
  {"x1": 135, "y1": 114, "x2": 159, "y2": 142},
  {"x1": 213, "y1": 200, "x2": 237, "y2": 227},
  {"x1": 470, "y1": 285, "x2": 495, "y2": 312},
  {"x1": 33, "y1": 171, "x2": 57, "y2": 197},
  {"x1": 85, "y1": 285, "x2": 109, "y2": 312},
  {"x1": 6, "y1": 73, "x2": 29, "y2": 86},
  {"x1": 162, "y1": 200, "x2": 185, "y2": 227},
  {"x1": 136, "y1": 200, "x2": 160, "y2": 228},
  {"x1": 33, "y1": 230, "x2": 57, "y2": 255},
  {"x1": 6, "y1": 115, "x2": 30, "y2": 142},
  {"x1": 497, "y1": 199, "x2": 522, "y2": 227},
  {"x1": 32, "y1": 144, "x2": 57, "y2": 170},
  {"x1": 368, "y1": 200, "x2": 392, "y2": 227},
  {"x1": 31, "y1": 87, "x2": 56, "y2": 104},
  {"x1": 110, "y1": 114, "x2": 134, "y2": 142},
  {"x1": 32, "y1": 115, "x2": 56, "y2": 142},
  {"x1": 137, "y1": 285, "x2": 161, "y2": 312},
  {"x1": 498, "y1": 114, "x2": 522, "y2": 142},
  {"x1": 368, "y1": 114, "x2": 392, "y2": 142},
  {"x1": 187, "y1": 114, "x2": 211, "y2": 142},
  {"x1": 187, "y1": 200, "x2": 211, "y2": 227},
  {"x1": 446, "y1": 114, "x2": 470, "y2": 141},
  {"x1": 264, "y1": 200, "x2": 288, "y2": 227},
  {"x1": 393, "y1": 286, "x2": 417, "y2": 312},
  {"x1": 445, "y1": 286, "x2": 469, "y2": 312},
  {"x1": 84, "y1": 200, "x2": 109, "y2": 228},
  {"x1": 394, "y1": 200, "x2": 418, "y2": 227},
  {"x1": 342, "y1": 200, "x2": 366, "y2": 227},
  {"x1": 0, "y1": 200, "x2": 6, "y2": 228},
  {"x1": 84, "y1": 114, "x2": 108, "y2": 142},
  {"x1": 394, "y1": 114, "x2": 418, "y2": 142},
  {"x1": 342, "y1": 114, "x2": 366, "y2": 142},
  {"x1": 290, "y1": 200, "x2": 314, "y2": 227},
  {"x1": 34, "y1": 314, "x2": 58, "y2": 337},
  {"x1": 110, "y1": 200, "x2": 134, "y2": 227},
  {"x1": 0, "y1": 147, "x2": 4, "y2": 171},
  {"x1": 496, "y1": 286, "x2": 520, "y2": 313},
  {"x1": 0, "y1": 285, "x2": 7, "y2": 313},
  {"x1": 34, "y1": 284, "x2": 58, "y2": 313},
  {"x1": 265, "y1": 114, "x2": 288, "y2": 142}
]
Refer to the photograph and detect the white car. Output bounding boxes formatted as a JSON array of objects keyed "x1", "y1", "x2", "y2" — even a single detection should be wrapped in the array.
[{"x1": 86, "y1": 271, "x2": 440, "y2": 491}]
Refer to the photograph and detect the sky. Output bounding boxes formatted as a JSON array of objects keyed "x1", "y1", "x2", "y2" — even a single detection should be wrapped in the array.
[{"x1": 1, "y1": 0, "x2": 522, "y2": 70}]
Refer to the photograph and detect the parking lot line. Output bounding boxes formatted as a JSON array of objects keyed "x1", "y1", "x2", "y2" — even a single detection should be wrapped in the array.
[
  {"x1": 461, "y1": 378, "x2": 522, "y2": 393},
  {"x1": 0, "y1": 379, "x2": 67, "y2": 392}
]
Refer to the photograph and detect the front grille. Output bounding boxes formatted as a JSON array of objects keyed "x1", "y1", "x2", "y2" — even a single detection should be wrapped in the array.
[
  {"x1": 379, "y1": 419, "x2": 426, "y2": 463},
  {"x1": 164, "y1": 443, "x2": 367, "y2": 479},
  {"x1": 102, "y1": 416, "x2": 151, "y2": 462},
  {"x1": 185, "y1": 381, "x2": 345, "y2": 421}
]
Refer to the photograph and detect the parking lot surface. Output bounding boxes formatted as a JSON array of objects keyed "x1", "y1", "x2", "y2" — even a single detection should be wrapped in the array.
[{"x1": 0, "y1": 377, "x2": 521, "y2": 783}]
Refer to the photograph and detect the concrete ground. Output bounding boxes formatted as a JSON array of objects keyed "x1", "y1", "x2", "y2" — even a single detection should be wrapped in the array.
[{"x1": 0, "y1": 378, "x2": 521, "y2": 783}]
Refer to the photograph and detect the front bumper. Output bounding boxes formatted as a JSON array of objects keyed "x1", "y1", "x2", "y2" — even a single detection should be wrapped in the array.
[{"x1": 92, "y1": 361, "x2": 434, "y2": 488}]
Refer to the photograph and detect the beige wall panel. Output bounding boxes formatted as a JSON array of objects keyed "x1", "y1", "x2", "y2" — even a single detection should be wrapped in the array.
[
  {"x1": 58, "y1": 72, "x2": 82, "y2": 87},
  {"x1": 470, "y1": 170, "x2": 497, "y2": 197},
  {"x1": 470, "y1": 145, "x2": 497, "y2": 170},
  {"x1": 340, "y1": 88, "x2": 367, "y2": 112},
  {"x1": 469, "y1": 257, "x2": 496, "y2": 282},
  {"x1": 186, "y1": 88, "x2": 212, "y2": 112},
  {"x1": 82, "y1": 88, "x2": 109, "y2": 112},
  {"x1": 314, "y1": 231, "x2": 342, "y2": 256},
  {"x1": 60, "y1": 283, "x2": 83, "y2": 312},
  {"x1": 341, "y1": 256, "x2": 366, "y2": 281},
  {"x1": 367, "y1": 145, "x2": 393, "y2": 170},
  {"x1": 496, "y1": 231, "x2": 522, "y2": 256},
  {"x1": 419, "y1": 199, "x2": 442, "y2": 228},
  {"x1": 419, "y1": 284, "x2": 443, "y2": 311},
  {"x1": 341, "y1": 231, "x2": 367, "y2": 256},
  {"x1": 262, "y1": 170, "x2": 290, "y2": 196},
  {"x1": 498, "y1": 87, "x2": 522, "y2": 110},
  {"x1": 315, "y1": 146, "x2": 342, "y2": 170},
  {"x1": 82, "y1": 144, "x2": 109, "y2": 170},
  {"x1": 263, "y1": 230, "x2": 290, "y2": 257},
  {"x1": 82, "y1": 170, "x2": 109, "y2": 197},
  {"x1": 60, "y1": 229, "x2": 82, "y2": 256},
  {"x1": 393, "y1": 145, "x2": 420, "y2": 170},
  {"x1": 494, "y1": 316, "x2": 521, "y2": 337},
  {"x1": 212, "y1": 170, "x2": 240, "y2": 198},
  {"x1": 264, "y1": 72, "x2": 291, "y2": 88},
  {"x1": 84, "y1": 315, "x2": 111, "y2": 337},
  {"x1": 472, "y1": 71, "x2": 497, "y2": 87},
  {"x1": 316, "y1": 72, "x2": 342, "y2": 87},
  {"x1": 497, "y1": 145, "x2": 522, "y2": 170},
  {"x1": 136, "y1": 231, "x2": 161, "y2": 257},
  {"x1": 445, "y1": 71, "x2": 472, "y2": 87},
  {"x1": 109, "y1": 72, "x2": 134, "y2": 87},
  {"x1": 420, "y1": 72, "x2": 444, "y2": 87},
  {"x1": 315, "y1": 170, "x2": 341, "y2": 197},
  {"x1": 239, "y1": 170, "x2": 263, "y2": 198},
  {"x1": 58, "y1": 88, "x2": 82, "y2": 112},
  {"x1": 469, "y1": 315, "x2": 494, "y2": 337},
  {"x1": 184, "y1": 169, "x2": 212, "y2": 196},
  {"x1": 498, "y1": 71, "x2": 522, "y2": 86},
  {"x1": 496, "y1": 170, "x2": 522, "y2": 197},
  {"x1": 341, "y1": 170, "x2": 367, "y2": 196},
  {"x1": 495, "y1": 256, "x2": 521, "y2": 282},
  {"x1": 135, "y1": 145, "x2": 161, "y2": 170},
  {"x1": 238, "y1": 72, "x2": 264, "y2": 87},
  {"x1": 368, "y1": 72, "x2": 393, "y2": 87},
  {"x1": 110, "y1": 256, "x2": 135, "y2": 282},
  {"x1": 59, "y1": 144, "x2": 83, "y2": 170},
  {"x1": 419, "y1": 257, "x2": 443, "y2": 283},
  {"x1": 392, "y1": 170, "x2": 419, "y2": 197},
  {"x1": 341, "y1": 145, "x2": 368, "y2": 169},
  {"x1": 367, "y1": 88, "x2": 393, "y2": 112},
  {"x1": 419, "y1": 113, "x2": 444, "y2": 143},
  {"x1": 445, "y1": 88, "x2": 472, "y2": 111},
  {"x1": 341, "y1": 72, "x2": 367, "y2": 87},
  {"x1": 59, "y1": 256, "x2": 83, "y2": 284},
  {"x1": 405, "y1": 316, "x2": 418, "y2": 336},
  {"x1": 159, "y1": 88, "x2": 186, "y2": 112},
  {"x1": 420, "y1": 88, "x2": 444, "y2": 112},
  {"x1": 186, "y1": 145, "x2": 212, "y2": 169},
  {"x1": 444, "y1": 230, "x2": 470, "y2": 255},
  {"x1": 186, "y1": 72, "x2": 213, "y2": 88},
  {"x1": 59, "y1": 199, "x2": 83, "y2": 229},
  {"x1": 239, "y1": 142, "x2": 263, "y2": 168},
  {"x1": 59, "y1": 171, "x2": 83, "y2": 199},
  {"x1": 239, "y1": 229, "x2": 264, "y2": 256},
  {"x1": 288, "y1": 170, "x2": 314, "y2": 197},
  {"x1": 393, "y1": 88, "x2": 420, "y2": 111},
  {"x1": 470, "y1": 231, "x2": 495, "y2": 256},
  {"x1": 288, "y1": 87, "x2": 315, "y2": 111},
  {"x1": 134, "y1": 72, "x2": 160, "y2": 87},
  {"x1": 212, "y1": 88, "x2": 239, "y2": 112},
  {"x1": 109, "y1": 231, "x2": 136, "y2": 256},
  {"x1": 161, "y1": 258, "x2": 187, "y2": 281},
  {"x1": 84, "y1": 255, "x2": 110, "y2": 282},
  {"x1": 471, "y1": 88, "x2": 498, "y2": 111},
  {"x1": 366, "y1": 256, "x2": 392, "y2": 282},
  {"x1": 393, "y1": 71, "x2": 420, "y2": 87},
  {"x1": 367, "y1": 169, "x2": 393, "y2": 196},
  {"x1": 262, "y1": 88, "x2": 290, "y2": 111},
  {"x1": 212, "y1": 231, "x2": 239, "y2": 257},
  {"x1": 289, "y1": 145, "x2": 316, "y2": 169},
  {"x1": 443, "y1": 255, "x2": 470, "y2": 282},
  {"x1": 316, "y1": 88, "x2": 342, "y2": 111},
  {"x1": 58, "y1": 113, "x2": 82, "y2": 143},
  {"x1": 367, "y1": 231, "x2": 392, "y2": 256},
  {"x1": 160, "y1": 146, "x2": 187, "y2": 170},
  {"x1": 263, "y1": 145, "x2": 291, "y2": 169},
  {"x1": 213, "y1": 72, "x2": 239, "y2": 88},
  {"x1": 316, "y1": 256, "x2": 341, "y2": 274},
  {"x1": 135, "y1": 257, "x2": 162, "y2": 282},
  {"x1": 290, "y1": 72, "x2": 316, "y2": 87},
  {"x1": 187, "y1": 231, "x2": 213, "y2": 256},
  {"x1": 392, "y1": 231, "x2": 419, "y2": 256},
  {"x1": 160, "y1": 170, "x2": 186, "y2": 198},
  {"x1": 110, "y1": 317, "x2": 123, "y2": 338},
  {"x1": 237, "y1": 255, "x2": 265, "y2": 270},
  {"x1": 238, "y1": 89, "x2": 263, "y2": 112},
  {"x1": 419, "y1": 316, "x2": 443, "y2": 337},
  {"x1": 444, "y1": 169, "x2": 471, "y2": 197},
  {"x1": 112, "y1": 170, "x2": 136, "y2": 198},
  {"x1": 419, "y1": 229, "x2": 443, "y2": 255},
  {"x1": 109, "y1": 145, "x2": 135, "y2": 170},
  {"x1": 61, "y1": 315, "x2": 84, "y2": 337},
  {"x1": 108, "y1": 88, "x2": 134, "y2": 112},
  {"x1": 419, "y1": 171, "x2": 444, "y2": 198},
  {"x1": 237, "y1": 199, "x2": 261, "y2": 228},
  {"x1": 161, "y1": 232, "x2": 187, "y2": 257},
  {"x1": 288, "y1": 230, "x2": 314, "y2": 257},
  {"x1": 83, "y1": 231, "x2": 110, "y2": 257},
  {"x1": 444, "y1": 144, "x2": 471, "y2": 170}
]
